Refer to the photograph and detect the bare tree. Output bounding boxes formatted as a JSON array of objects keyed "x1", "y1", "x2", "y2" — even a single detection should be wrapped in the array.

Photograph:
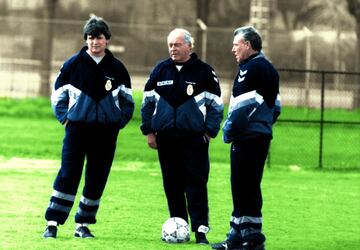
[
  {"x1": 277, "y1": 0, "x2": 316, "y2": 30},
  {"x1": 0, "y1": 0, "x2": 7, "y2": 16},
  {"x1": 300, "y1": 0, "x2": 353, "y2": 88},
  {"x1": 277, "y1": 0, "x2": 352, "y2": 30},
  {"x1": 278, "y1": 0, "x2": 353, "y2": 72},
  {"x1": 208, "y1": 0, "x2": 250, "y2": 27},
  {"x1": 195, "y1": 0, "x2": 210, "y2": 60}
]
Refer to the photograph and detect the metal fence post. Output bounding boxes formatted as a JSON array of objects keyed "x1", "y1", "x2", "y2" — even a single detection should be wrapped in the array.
[
  {"x1": 319, "y1": 72, "x2": 325, "y2": 169},
  {"x1": 196, "y1": 18, "x2": 207, "y2": 62}
]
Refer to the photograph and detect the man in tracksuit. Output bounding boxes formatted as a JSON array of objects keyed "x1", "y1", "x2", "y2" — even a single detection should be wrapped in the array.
[
  {"x1": 140, "y1": 28, "x2": 224, "y2": 244},
  {"x1": 212, "y1": 26, "x2": 281, "y2": 250},
  {"x1": 43, "y1": 15, "x2": 134, "y2": 239}
]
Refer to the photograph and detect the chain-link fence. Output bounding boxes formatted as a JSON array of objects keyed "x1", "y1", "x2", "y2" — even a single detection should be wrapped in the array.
[
  {"x1": 268, "y1": 69, "x2": 360, "y2": 170},
  {"x1": 1, "y1": 17, "x2": 359, "y2": 170},
  {"x1": 0, "y1": 15, "x2": 237, "y2": 98}
]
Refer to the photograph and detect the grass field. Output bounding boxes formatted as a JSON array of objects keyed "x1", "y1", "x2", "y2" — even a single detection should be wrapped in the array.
[
  {"x1": 0, "y1": 159, "x2": 359, "y2": 250},
  {"x1": 0, "y1": 94, "x2": 359, "y2": 170},
  {"x1": 0, "y1": 96, "x2": 359, "y2": 249}
]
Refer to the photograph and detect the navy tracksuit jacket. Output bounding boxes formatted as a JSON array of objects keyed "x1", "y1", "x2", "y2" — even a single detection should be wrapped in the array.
[
  {"x1": 140, "y1": 53, "x2": 224, "y2": 231},
  {"x1": 222, "y1": 52, "x2": 281, "y2": 244},
  {"x1": 45, "y1": 47, "x2": 134, "y2": 225}
]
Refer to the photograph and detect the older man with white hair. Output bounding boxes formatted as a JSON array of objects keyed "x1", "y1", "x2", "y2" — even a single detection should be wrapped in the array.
[{"x1": 141, "y1": 28, "x2": 224, "y2": 244}]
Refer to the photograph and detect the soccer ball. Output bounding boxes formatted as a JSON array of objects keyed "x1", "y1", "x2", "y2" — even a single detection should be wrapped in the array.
[{"x1": 161, "y1": 217, "x2": 190, "y2": 243}]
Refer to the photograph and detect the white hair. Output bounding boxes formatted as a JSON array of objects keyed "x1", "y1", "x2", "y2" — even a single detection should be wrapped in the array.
[{"x1": 167, "y1": 28, "x2": 194, "y2": 49}]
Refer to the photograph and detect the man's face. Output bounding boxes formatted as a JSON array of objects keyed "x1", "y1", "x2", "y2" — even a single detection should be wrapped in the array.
[
  {"x1": 232, "y1": 34, "x2": 251, "y2": 63},
  {"x1": 86, "y1": 34, "x2": 108, "y2": 56},
  {"x1": 167, "y1": 32, "x2": 191, "y2": 63}
]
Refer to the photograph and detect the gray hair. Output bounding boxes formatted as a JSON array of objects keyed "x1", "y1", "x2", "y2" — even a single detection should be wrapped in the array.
[
  {"x1": 234, "y1": 26, "x2": 262, "y2": 51},
  {"x1": 168, "y1": 28, "x2": 194, "y2": 48}
]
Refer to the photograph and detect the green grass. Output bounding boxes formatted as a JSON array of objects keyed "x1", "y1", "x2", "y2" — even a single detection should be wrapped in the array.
[
  {"x1": 0, "y1": 97, "x2": 54, "y2": 119},
  {"x1": 279, "y1": 106, "x2": 360, "y2": 122},
  {"x1": 3, "y1": 115, "x2": 357, "y2": 170},
  {"x1": 0, "y1": 96, "x2": 359, "y2": 249},
  {"x1": 1, "y1": 95, "x2": 359, "y2": 169},
  {"x1": 0, "y1": 161, "x2": 359, "y2": 249},
  {"x1": 270, "y1": 122, "x2": 360, "y2": 169}
]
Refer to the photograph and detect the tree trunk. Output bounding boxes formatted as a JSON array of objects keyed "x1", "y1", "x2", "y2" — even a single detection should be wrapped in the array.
[
  {"x1": 195, "y1": 0, "x2": 210, "y2": 60},
  {"x1": 39, "y1": 0, "x2": 57, "y2": 97},
  {"x1": 355, "y1": 21, "x2": 360, "y2": 108}
]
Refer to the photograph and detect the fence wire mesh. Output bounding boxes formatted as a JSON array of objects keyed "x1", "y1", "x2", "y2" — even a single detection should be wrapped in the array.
[
  {"x1": 270, "y1": 69, "x2": 360, "y2": 170},
  {"x1": 0, "y1": 17, "x2": 359, "y2": 170}
]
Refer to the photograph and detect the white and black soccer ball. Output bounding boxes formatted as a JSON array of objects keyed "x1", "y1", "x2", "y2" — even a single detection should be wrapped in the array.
[{"x1": 161, "y1": 217, "x2": 190, "y2": 243}]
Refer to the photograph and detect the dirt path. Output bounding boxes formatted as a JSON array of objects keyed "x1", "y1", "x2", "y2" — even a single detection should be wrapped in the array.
[{"x1": 0, "y1": 156, "x2": 59, "y2": 170}]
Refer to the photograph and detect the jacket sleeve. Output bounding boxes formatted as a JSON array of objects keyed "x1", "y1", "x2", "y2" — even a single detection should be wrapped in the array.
[
  {"x1": 222, "y1": 90, "x2": 264, "y2": 143},
  {"x1": 273, "y1": 94, "x2": 281, "y2": 124},
  {"x1": 51, "y1": 64, "x2": 70, "y2": 124},
  {"x1": 117, "y1": 84, "x2": 134, "y2": 129},
  {"x1": 140, "y1": 70, "x2": 158, "y2": 135},
  {"x1": 255, "y1": 62, "x2": 281, "y2": 124},
  {"x1": 203, "y1": 68, "x2": 224, "y2": 138},
  {"x1": 116, "y1": 66, "x2": 134, "y2": 129}
]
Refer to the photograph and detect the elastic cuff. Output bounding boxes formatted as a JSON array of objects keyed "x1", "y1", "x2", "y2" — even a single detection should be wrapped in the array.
[
  {"x1": 197, "y1": 225, "x2": 210, "y2": 234},
  {"x1": 76, "y1": 223, "x2": 89, "y2": 229},
  {"x1": 47, "y1": 220, "x2": 58, "y2": 226}
]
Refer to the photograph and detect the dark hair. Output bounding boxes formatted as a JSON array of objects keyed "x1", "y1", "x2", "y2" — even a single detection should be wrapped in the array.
[
  {"x1": 234, "y1": 26, "x2": 262, "y2": 51},
  {"x1": 83, "y1": 14, "x2": 111, "y2": 40}
]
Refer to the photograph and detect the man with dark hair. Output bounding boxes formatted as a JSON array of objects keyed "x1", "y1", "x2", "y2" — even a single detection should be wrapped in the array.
[
  {"x1": 140, "y1": 28, "x2": 224, "y2": 244},
  {"x1": 83, "y1": 14, "x2": 111, "y2": 40},
  {"x1": 212, "y1": 26, "x2": 281, "y2": 250},
  {"x1": 42, "y1": 15, "x2": 134, "y2": 239}
]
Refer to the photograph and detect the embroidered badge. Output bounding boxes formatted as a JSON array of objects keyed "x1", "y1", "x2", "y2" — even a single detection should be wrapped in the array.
[
  {"x1": 105, "y1": 79, "x2": 112, "y2": 91},
  {"x1": 186, "y1": 84, "x2": 194, "y2": 96}
]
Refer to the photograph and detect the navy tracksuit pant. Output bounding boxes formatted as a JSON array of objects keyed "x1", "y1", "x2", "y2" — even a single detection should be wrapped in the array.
[
  {"x1": 45, "y1": 122, "x2": 119, "y2": 225},
  {"x1": 229, "y1": 135, "x2": 271, "y2": 244},
  {"x1": 156, "y1": 133, "x2": 210, "y2": 232}
]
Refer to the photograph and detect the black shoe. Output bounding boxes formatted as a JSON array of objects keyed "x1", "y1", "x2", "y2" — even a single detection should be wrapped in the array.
[
  {"x1": 74, "y1": 226, "x2": 94, "y2": 238},
  {"x1": 195, "y1": 232, "x2": 209, "y2": 244},
  {"x1": 211, "y1": 239, "x2": 244, "y2": 249},
  {"x1": 212, "y1": 240, "x2": 265, "y2": 250},
  {"x1": 211, "y1": 240, "x2": 231, "y2": 249},
  {"x1": 238, "y1": 241, "x2": 265, "y2": 250},
  {"x1": 43, "y1": 225, "x2": 57, "y2": 238}
]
